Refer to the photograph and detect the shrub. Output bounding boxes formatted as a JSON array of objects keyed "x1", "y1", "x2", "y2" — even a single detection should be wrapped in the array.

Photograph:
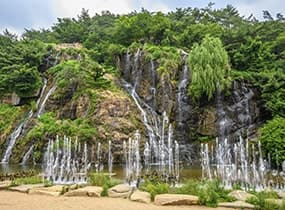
[
  {"x1": 140, "y1": 179, "x2": 170, "y2": 201},
  {"x1": 174, "y1": 179, "x2": 235, "y2": 207},
  {"x1": 88, "y1": 173, "x2": 121, "y2": 196},
  {"x1": 11, "y1": 175, "x2": 50, "y2": 186}
]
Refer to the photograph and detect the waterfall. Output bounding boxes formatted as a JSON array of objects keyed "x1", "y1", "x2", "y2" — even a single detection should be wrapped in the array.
[
  {"x1": 133, "y1": 49, "x2": 141, "y2": 90},
  {"x1": 1, "y1": 78, "x2": 56, "y2": 163},
  {"x1": 20, "y1": 144, "x2": 34, "y2": 165},
  {"x1": 150, "y1": 59, "x2": 156, "y2": 108},
  {"x1": 177, "y1": 60, "x2": 189, "y2": 124},
  {"x1": 37, "y1": 84, "x2": 56, "y2": 118},
  {"x1": 121, "y1": 50, "x2": 181, "y2": 183},
  {"x1": 1, "y1": 110, "x2": 32, "y2": 163}
]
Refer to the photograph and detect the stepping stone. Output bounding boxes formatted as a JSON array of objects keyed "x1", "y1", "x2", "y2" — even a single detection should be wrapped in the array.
[
  {"x1": 218, "y1": 201, "x2": 254, "y2": 209},
  {"x1": 65, "y1": 186, "x2": 103, "y2": 197},
  {"x1": 9, "y1": 184, "x2": 45, "y2": 193},
  {"x1": 29, "y1": 188, "x2": 61, "y2": 196},
  {"x1": 277, "y1": 191, "x2": 285, "y2": 199},
  {"x1": 130, "y1": 190, "x2": 151, "y2": 204},
  {"x1": 154, "y1": 194, "x2": 199, "y2": 206},
  {"x1": 0, "y1": 181, "x2": 12, "y2": 189},
  {"x1": 108, "y1": 184, "x2": 132, "y2": 198},
  {"x1": 228, "y1": 190, "x2": 257, "y2": 201},
  {"x1": 29, "y1": 185, "x2": 65, "y2": 196}
]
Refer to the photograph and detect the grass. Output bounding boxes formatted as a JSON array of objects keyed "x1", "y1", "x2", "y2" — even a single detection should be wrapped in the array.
[
  {"x1": 88, "y1": 173, "x2": 122, "y2": 196},
  {"x1": 140, "y1": 180, "x2": 170, "y2": 201},
  {"x1": 246, "y1": 191, "x2": 285, "y2": 210},
  {"x1": 11, "y1": 175, "x2": 50, "y2": 186},
  {"x1": 173, "y1": 179, "x2": 235, "y2": 207}
]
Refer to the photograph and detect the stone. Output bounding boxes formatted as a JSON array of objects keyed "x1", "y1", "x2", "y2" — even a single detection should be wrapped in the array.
[
  {"x1": 65, "y1": 186, "x2": 103, "y2": 197},
  {"x1": 265, "y1": 199, "x2": 283, "y2": 206},
  {"x1": 0, "y1": 181, "x2": 12, "y2": 189},
  {"x1": 28, "y1": 188, "x2": 61, "y2": 196},
  {"x1": 29, "y1": 185, "x2": 65, "y2": 196},
  {"x1": 228, "y1": 190, "x2": 257, "y2": 202},
  {"x1": 277, "y1": 191, "x2": 285, "y2": 199},
  {"x1": 218, "y1": 201, "x2": 255, "y2": 209},
  {"x1": 154, "y1": 194, "x2": 199, "y2": 206},
  {"x1": 130, "y1": 190, "x2": 151, "y2": 204},
  {"x1": 108, "y1": 184, "x2": 132, "y2": 198},
  {"x1": 9, "y1": 184, "x2": 45, "y2": 193},
  {"x1": 198, "y1": 107, "x2": 217, "y2": 136}
]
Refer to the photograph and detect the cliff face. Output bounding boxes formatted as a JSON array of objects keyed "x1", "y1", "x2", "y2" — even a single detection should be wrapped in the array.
[
  {"x1": 117, "y1": 50, "x2": 267, "y2": 160},
  {"x1": 0, "y1": 46, "x2": 269, "y2": 164}
]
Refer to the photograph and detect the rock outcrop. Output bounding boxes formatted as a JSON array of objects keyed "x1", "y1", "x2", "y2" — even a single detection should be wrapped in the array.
[{"x1": 154, "y1": 194, "x2": 199, "y2": 206}]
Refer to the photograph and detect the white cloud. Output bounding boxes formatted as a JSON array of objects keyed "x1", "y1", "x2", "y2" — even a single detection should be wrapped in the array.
[
  {"x1": 227, "y1": 0, "x2": 284, "y2": 19},
  {"x1": 138, "y1": 0, "x2": 170, "y2": 13},
  {"x1": 52, "y1": 0, "x2": 134, "y2": 18}
]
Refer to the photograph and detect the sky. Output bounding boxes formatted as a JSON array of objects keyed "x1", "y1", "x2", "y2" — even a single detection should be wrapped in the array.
[{"x1": 0, "y1": 0, "x2": 283, "y2": 35}]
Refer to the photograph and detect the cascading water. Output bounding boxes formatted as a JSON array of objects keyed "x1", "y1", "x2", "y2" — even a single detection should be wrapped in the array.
[
  {"x1": 1, "y1": 78, "x2": 56, "y2": 163},
  {"x1": 20, "y1": 145, "x2": 34, "y2": 165},
  {"x1": 1, "y1": 110, "x2": 32, "y2": 163},
  {"x1": 122, "y1": 51, "x2": 180, "y2": 184},
  {"x1": 149, "y1": 59, "x2": 156, "y2": 108},
  {"x1": 201, "y1": 81, "x2": 284, "y2": 191},
  {"x1": 43, "y1": 136, "x2": 90, "y2": 184},
  {"x1": 177, "y1": 57, "x2": 189, "y2": 124},
  {"x1": 37, "y1": 84, "x2": 56, "y2": 118}
]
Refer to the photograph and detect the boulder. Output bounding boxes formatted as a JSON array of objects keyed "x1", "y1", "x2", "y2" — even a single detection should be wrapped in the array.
[
  {"x1": 28, "y1": 188, "x2": 61, "y2": 196},
  {"x1": 29, "y1": 185, "x2": 65, "y2": 196},
  {"x1": 65, "y1": 186, "x2": 103, "y2": 197},
  {"x1": 9, "y1": 184, "x2": 45, "y2": 193},
  {"x1": 130, "y1": 190, "x2": 151, "y2": 204},
  {"x1": 108, "y1": 184, "x2": 132, "y2": 198},
  {"x1": 277, "y1": 191, "x2": 285, "y2": 199},
  {"x1": 218, "y1": 201, "x2": 254, "y2": 209},
  {"x1": 0, "y1": 181, "x2": 12, "y2": 189},
  {"x1": 154, "y1": 194, "x2": 199, "y2": 206},
  {"x1": 228, "y1": 190, "x2": 257, "y2": 201}
]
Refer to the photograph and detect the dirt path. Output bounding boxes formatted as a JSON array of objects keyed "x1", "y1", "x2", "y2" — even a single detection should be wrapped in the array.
[{"x1": 0, "y1": 191, "x2": 236, "y2": 210}]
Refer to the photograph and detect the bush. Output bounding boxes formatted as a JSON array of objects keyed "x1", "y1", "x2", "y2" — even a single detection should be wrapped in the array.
[
  {"x1": 246, "y1": 191, "x2": 281, "y2": 210},
  {"x1": 173, "y1": 179, "x2": 235, "y2": 207},
  {"x1": 88, "y1": 173, "x2": 121, "y2": 196},
  {"x1": 259, "y1": 116, "x2": 285, "y2": 168},
  {"x1": 11, "y1": 175, "x2": 50, "y2": 186},
  {"x1": 140, "y1": 179, "x2": 170, "y2": 201}
]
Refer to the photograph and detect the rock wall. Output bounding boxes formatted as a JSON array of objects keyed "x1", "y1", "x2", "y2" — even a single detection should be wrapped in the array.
[{"x1": 117, "y1": 50, "x2": 267, "y2": 160}]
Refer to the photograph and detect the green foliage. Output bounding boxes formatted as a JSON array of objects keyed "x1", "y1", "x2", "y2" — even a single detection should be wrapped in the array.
[
  {"x1": 0, "y1": 104, "x2": 22, "y2": 135},
  {"x1": 188, "y1": 36, "x2": 231, "y2": 101},
  {"x1": 144, "y1": 44, "x2": 181, "y2": 78},
  {"x1": 28, "y1": 112, "x2": 96, "y2": 142},
  {"x1": 11, "y1": 176, "x2": 49, "y2": 186},
  {"x1": 173, "y1": 179, "x2": 235, "y2": 207},
  {"x1": 0, "y1": 35, "x2": 47, "y2": 97},
  {"x1": 88, "y1": 173, "x2": 121, "y2": 196},
  {"x1": 259, "y1": 116, "x2": 285, "y2": 168},
  {"x1": 246, "y1": 191, "x2": 280, "y2": 210},
  {"x1": 140, "y1": 179, "x2": 170, "y2": 201}
]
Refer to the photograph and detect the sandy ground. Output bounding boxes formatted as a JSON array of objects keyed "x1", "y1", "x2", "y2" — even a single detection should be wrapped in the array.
[{"x1": 0, "y1": 191, "x2": 236, "y2": 210}]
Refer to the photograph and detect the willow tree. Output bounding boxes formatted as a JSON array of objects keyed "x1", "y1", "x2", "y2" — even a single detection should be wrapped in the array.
[{"x1": 188, "y1": 36, "x2": 231, "y2": 101}]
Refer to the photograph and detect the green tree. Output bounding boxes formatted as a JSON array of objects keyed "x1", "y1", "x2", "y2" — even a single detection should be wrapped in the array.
[
  {"x1": 188, "y1": 36, "x2": 231, "y2": 101},
  {"x1": 259, "y1": 116, "x2": 285, "y2": 168}
]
